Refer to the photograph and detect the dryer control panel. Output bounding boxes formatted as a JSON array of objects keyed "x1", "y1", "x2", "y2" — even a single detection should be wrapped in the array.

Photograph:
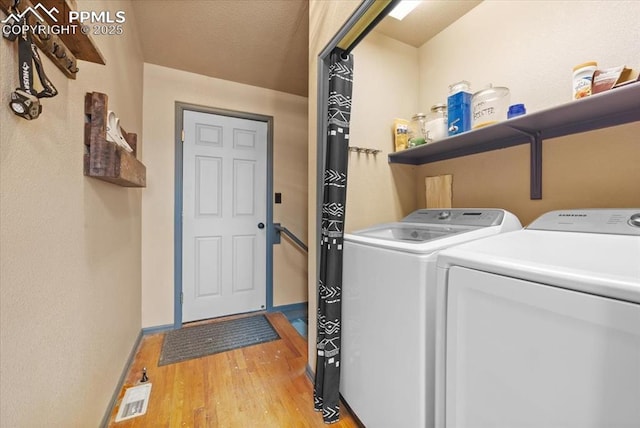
[
  {"x1": 528, "y1": 209, "x2": 640, "y2": 236},
  {"x1": 402, "y1": 209, "x2": 505, "y2": 227}
]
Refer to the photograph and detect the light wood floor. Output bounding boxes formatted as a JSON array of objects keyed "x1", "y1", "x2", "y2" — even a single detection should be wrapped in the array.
[{"x1": 107, "y1": 312, "x2": 360, "y2": 427}]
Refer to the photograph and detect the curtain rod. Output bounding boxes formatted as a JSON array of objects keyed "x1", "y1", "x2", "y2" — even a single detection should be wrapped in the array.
[{"x1": 336, "y1": 0, "x2": 400, "y2": 55}]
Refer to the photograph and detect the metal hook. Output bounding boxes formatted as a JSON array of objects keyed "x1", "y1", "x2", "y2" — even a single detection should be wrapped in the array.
[
  {"x1": 53, "y1": 44, "x2": 66, "y2": 59},
  {"x1": 348, "y1": 146, "x2": 381, "y2": 155},
  {"x1": 68, "y1": 55, "x2": 79, "y2": 73}
]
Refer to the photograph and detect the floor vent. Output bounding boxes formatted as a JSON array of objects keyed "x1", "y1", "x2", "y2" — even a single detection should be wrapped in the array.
[{"x1": 115, "y1": 383, "x2": 152, "y2": 422}]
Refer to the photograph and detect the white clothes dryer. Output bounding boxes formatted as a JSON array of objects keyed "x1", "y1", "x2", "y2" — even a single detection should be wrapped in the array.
[
  {"x1": 340, "y1": 209, "x2": 522, "y2": 428},
  {"x1": 435, "y1": 209, "x2": 640, "y2": 428}
]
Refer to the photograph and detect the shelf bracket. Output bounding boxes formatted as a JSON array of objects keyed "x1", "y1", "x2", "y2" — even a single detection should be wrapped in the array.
[
  {"x1": 510, "y1": 127, "x2": 543, "y2": 200},
  {"x1": 529, "y1": 131, "x2": 543, "y2": 200}
]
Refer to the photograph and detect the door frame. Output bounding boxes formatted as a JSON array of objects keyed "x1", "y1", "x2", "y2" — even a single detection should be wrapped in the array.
[
  {"x1": 174, "y1": 102, "x2": 274, "y2": 328},
  {"x1": 314, "y1": 0, "x2": 398, "y2": 304}
]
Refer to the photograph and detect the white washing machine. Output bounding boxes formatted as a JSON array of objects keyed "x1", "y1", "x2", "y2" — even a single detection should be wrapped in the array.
[
  {"x1": 340, "y1": 209, "x2": 522, "y2": 428},
  {"x1": 435, "y1": 209, "x2": 640, "y2": 428}
]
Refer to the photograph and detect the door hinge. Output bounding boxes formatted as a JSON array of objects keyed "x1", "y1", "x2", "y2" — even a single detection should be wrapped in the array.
[
  {"x1": 180, "y1": 292, "x2": 183, "y2": 305},
  {"x1": 181, "y1": 129, "x2": 184, "y2": 143}
]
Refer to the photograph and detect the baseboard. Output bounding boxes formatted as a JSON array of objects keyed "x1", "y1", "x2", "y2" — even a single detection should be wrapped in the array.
[
  {"x1": 305, "y1": 363, "x2": 314, "y2": 381},
  {"x1": 271, "y1": 301, "x2": 308, "y2": 314},
  {"x1": 100, "y1": 329, "x2": 143, "y2": 428},
  {"x1": 142, "y1": 323, "x2": 175, "y2": 335},
  {"x1": 100, "y1": 323, "x2": 175, "y2": 427}
]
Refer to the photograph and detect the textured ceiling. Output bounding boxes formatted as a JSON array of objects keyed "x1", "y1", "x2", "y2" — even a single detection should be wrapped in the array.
[
  {"x1": 131, "y1": 1, "x2": 481, "y2": 98},
  {"x1": 374, "y1": 0, "x2": 482, "y2": 48},
  {"x1": 132, "y1": 0, "x2": 309, "y2": 97}
]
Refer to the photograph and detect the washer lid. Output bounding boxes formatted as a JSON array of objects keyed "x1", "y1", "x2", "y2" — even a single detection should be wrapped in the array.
[
  {"x1": 345, "y1": 223, "x2": 511, "y2": 254},
  {"x1": 344, "y1": 209, "x2": 521, "y2": 253},
  {"x1": 401, "y1": 208, "x2": 506, "y2": 227},
  {"x1": 353, "y1": 223, "x2": 473, "y2": 243}
]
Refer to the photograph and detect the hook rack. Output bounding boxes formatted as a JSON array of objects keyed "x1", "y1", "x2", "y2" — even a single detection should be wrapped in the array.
[
  {"x1": 349, "y1": 146, "x2": 382, "y2": 155},
  {"x1": 0, "y1": 0, "x2": 105, "y2": 79}
]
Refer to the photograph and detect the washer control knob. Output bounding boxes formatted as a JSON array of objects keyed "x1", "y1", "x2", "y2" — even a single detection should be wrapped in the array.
[
  {"x1": 438, "y1": 211, "x2": 451, "y2": 220},
  {"x1": 629, "y1": 213, "x2": 640, "y2": 228}
]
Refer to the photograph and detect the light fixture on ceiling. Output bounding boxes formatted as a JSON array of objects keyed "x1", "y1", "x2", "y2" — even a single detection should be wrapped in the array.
[{"x1": 388, "y1": 0, "x2": 421, "y2": 21}]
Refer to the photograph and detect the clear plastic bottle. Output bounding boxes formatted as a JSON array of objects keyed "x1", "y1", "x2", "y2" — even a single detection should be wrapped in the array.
[
  {"x1": 408, "y1": 113, "x2": 429, "y2": 147},
  {"x1": 471, "y1": 85, "x2": 511, "y2": 129},
  {"x1": 426, "y1": 104, "x2": 448, "y2": 142}
]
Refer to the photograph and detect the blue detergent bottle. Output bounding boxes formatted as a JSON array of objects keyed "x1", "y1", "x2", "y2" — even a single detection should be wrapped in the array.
[{"x1": 447, "y1": 81, "x2": 472, "y2": 136}]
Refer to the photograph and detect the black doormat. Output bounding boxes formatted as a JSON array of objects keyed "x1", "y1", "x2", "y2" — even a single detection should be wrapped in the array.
[{"x1": 158, "y1": 314, "x2": 280, "y2": 366}]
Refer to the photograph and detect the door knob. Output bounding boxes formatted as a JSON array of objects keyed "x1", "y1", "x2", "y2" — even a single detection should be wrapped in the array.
[{"x1": 258, "y1": 222, "x2": 265, "y2": 229}]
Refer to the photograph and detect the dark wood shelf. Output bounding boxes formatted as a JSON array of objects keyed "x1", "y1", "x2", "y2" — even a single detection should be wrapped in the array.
[
  {"x1": 38, "y1": 0, "x2": 106, "y2": 64},
  {"x1": 388, "y1": 82, "x2": 640, "y2": 199},
  {"x1": 389, "y1": 82, "x2": 640, "y2": 165},
  {"x1": 84, "y1": 92, "x2": 146, "y2": 188},
  {"x1": 0, "y1": 0, "x2": 105, "y2": 79}
]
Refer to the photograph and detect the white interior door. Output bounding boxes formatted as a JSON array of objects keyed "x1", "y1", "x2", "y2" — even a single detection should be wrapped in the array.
[{"x1": 182, "y1": 110, "x2": 268, "y2": 322}]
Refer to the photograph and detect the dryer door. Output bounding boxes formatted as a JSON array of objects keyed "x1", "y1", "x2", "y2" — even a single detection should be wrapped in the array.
[{"x1": 443, "y1": 266, "x2": 640, "y2": 428}]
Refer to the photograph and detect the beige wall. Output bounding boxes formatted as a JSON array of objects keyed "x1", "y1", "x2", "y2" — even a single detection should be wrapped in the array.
[
  {"x1": 415, "y1": 124, "x2": 640, "y2": 226},
  {"x1": 307, "y1": 0, "x2": 361, "y2": 371},
  {"x1": 418, "y1": 1, "x2": 640, "y2": 113},
  {"x1": 0, "y1": 1, "x2": 143, "y2": 425},
  {"x1": 141, "y1": 64, "x2": 309, "y2": 328},
  {"x1": 415, "y1": 0, "x2": 640, "y2": 225},
  {"x1": 347, "y1": 31, "x2": 419, "y2": 232}
]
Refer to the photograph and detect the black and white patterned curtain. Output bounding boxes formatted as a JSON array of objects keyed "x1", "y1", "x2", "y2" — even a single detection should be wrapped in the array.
[{"x1": 313, "y1": 48, "x2": 353, "y2": 424}]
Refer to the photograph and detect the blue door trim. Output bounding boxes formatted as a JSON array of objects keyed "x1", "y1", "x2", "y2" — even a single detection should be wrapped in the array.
[{"x1": 174, "y1": 102, "x2": 274, "y2": 328}]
